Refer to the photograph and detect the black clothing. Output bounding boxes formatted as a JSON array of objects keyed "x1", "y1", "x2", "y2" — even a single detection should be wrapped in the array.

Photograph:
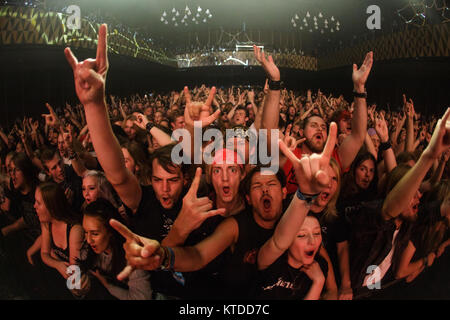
[
  {"x1": 50, "y1": 223, "x2": 73, "y2": 263},
  {"x1": 221, "y1": 209, "x2": 275, "y2": 299},
  {"x1": 257, "y1": 253, "x2": 328, "y2": 299},
  {"x1": 59, "y1": 165, "x2": 83, "y2": 214}
]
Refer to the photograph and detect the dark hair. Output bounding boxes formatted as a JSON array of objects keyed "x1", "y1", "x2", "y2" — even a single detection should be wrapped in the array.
[
  {"x1": 241, "y1": 165, "x2": 286, "y2": 196},
  {"x1": 121, "y1": 141, "x2": 152, "y2": 185},
  {"x1": 38, "y1": 182, "x2": 80, "y2": 225},
  {"x1": 300, "y1": 114, "x2": 325, "y2": 130},
  {"x1": 341, "y1": 150, "x2": 378, "y2": 198},
  {"x1": 80, "y1": 198, "x2": 127, "y2": 277},
  {"x1": 234, "y1": 106, "x2": 249, "y2": 118},
  {"x1": 396, "y1": 151, "x2": 417, "y2": 166},
  {"x1": 11, "y1": 152, "x2": 38, "y2": 189},
  {"x1": 150, "y1": 143, "x2": 188, "y2": 176},
  {"x1": 385, "y1": 164, "x2": 412, "y2": 196},
  {"x1": 40, "y1": 148, "x2": 59, "y2": 165}
]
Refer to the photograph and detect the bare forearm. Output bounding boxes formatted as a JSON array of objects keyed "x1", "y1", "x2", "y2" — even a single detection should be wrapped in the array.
[{"x1": 383, "y1": 153, "x2": 434, "y2": 219}]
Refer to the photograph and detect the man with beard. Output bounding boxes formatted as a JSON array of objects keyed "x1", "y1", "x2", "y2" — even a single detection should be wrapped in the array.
[
  {"x1": 110, "y1": 122, "x2": 339, "y2": 299},
  {"x1": 252, "y1": 45, "x2": 373, "y2": 195},
  {"x1": 344, "y1": 108, "x2": 450, "y2": 297}
]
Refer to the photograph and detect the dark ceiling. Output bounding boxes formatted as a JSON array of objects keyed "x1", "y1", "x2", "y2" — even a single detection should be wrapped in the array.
[{"x1": 19, "y1": 0, "x2": 420, "y2": 55}]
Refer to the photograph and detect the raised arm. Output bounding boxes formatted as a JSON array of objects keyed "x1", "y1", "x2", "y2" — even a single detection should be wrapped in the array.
[
  {"x1": 338, "y1": 52, "x2": 373, "y2": 170},
  {"x1": 375, "y1": 112, "x2": 397, "y2": 173},
  {"x1": 64, "y1": 24, "x2": 142, "y2": 212},
  {"x1": 258, "y1": 123, "x2": 338, "y2": 270},
  {"x1": 382, "y1": 108, "x2": 450, "y2": 220},
  {"x1": 253, "y1": 45, "x2": 281, "y2": 151}
]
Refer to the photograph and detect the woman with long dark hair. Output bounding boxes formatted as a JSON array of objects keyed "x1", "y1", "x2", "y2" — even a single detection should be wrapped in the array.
[
  {"x1": 338, "y1": 151, "x2": 378, "y2": 211},
  {"x1": 79, "y1": 198, "x2": 152, "y2": 299},
  {"x1": 35, "y1": 181, "x2": 84, "y2": 297}
]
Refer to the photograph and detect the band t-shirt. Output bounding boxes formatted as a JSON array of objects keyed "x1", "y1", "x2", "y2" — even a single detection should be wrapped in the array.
[{"x1": 257, "y1": 252, "x2": 328, "y2": 300}]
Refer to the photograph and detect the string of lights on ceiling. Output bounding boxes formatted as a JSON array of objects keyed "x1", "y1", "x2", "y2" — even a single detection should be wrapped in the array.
[
  {"x1": 160, "y1": 5, "x2": 213, "y2": 27},
  {"x1": 397, "y1": 0, "x2": 450, "y2": 26},
  {"x1": 290, "y1": 11, "x2": 340, "y2": 34}
]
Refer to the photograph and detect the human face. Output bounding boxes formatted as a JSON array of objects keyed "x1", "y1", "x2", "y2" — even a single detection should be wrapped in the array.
[
  {"x1": 9, "y1": 161, "x2": 25, "y2": 190},
  {"x1": 122, "y1": 148, "x2": 137, "y2": 175},
  {"x1": 124, "y1": 120, "x2": 136, "y2": 140},
  {"x1": 154, "y1": 112, "x2": 163, "y2": 124},
  {"x1": 401, "y1": 190, "x2": 422, "y2": 222},
  {"x1": 82, "y1": 176, "x2": 100, "y2": 205},
  {"x1": 370, "y1": 134, "x2": 380, "y2": 154},
  {"x1": 172, "y1": 116, "x2": 185, "y2": 130},
  {"x1": 246, "y1": 172, "x2": 286, "y2": 227},
  {"x1": 34, "y1": 188, "x2": 51, "y2": 223},
  {"x1": 151, "y1": 159, "x2": 184, "y2": 209},
  {"x1": 302, "y1": 116, "x2": 327, "y2": 153},
  {"x1": 83, "y1": 215, "x2": 111, "y2": 254},
  {"x1": 16, "y1": 142, "x2": 24, "y2": 153},
  {"x1": 57, "y1": 134, "x2": 67, "y2": 157},
  {"x1": 288, "y1": 216, "x2": 322, "y2": 267},
  {"x1": 45, "y1": 154, "x2": 65, "y2": 184},
  {"x1": 211, "y1": 164, "x2": 243, "y2": 204},
  {"x1": 315, "y1": 165, "x2": 338, "y2": 209},
  {"x1": 232, "y1": 110, "x2": 247, "y2": 126},
  {"x1": 144, "y1": 107, "x2": 153, "y2": 117},
  {"x1": 355, "y1": 159, "x2": 375, "y2": 190},
  {"x1": 339, "y1": 118, "x2": 352, "y2": 135}
]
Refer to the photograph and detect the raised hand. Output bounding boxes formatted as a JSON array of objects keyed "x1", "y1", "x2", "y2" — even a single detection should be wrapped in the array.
[
  {"x1": 375, "y1": 112, "x2": 389, "y2": 143},
  {"x1": 42, "y1": 103, "x2": 61, "y2": 128},
  {"x1": 424, "y1": 108, "x2": 450, "y2": 160},
  {"x1": 352, "y1": 51, "x2": 373, "y2": 92},
  {"x1": 282, "y1": 124, "x2": 306, "y2": 151},
  {"x1": 253, "y1": 45, "x2": 280, "y2": 81},
  {"x1": 64, "y1": 24, "x2": 108, "y2": 106},
  {"x1": 279, "y1": 122, "x2": 338, "y2": 195},
  {"x1": 173, "y1": 167, "x2": 226, "y2": 238},
  {"x1": 184, "y1": 86, "x2": 220, "y2": 128},
  {"x1": 133, "y1": 113, "x2": 149, "y2": 130},
  {"x1": 109, "y1": 219, "x2": 164, "y2": 279}
]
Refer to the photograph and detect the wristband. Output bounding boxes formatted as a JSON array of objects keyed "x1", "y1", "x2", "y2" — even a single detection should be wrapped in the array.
[
  {"x1": 296, "y1": 189, "x2": 320, "y2": 204},
  {"x1": 268, "y1": 79, "x2": 284, "y2": 91},
  {"x1": 160, "y1": 246, "x2": 175, "y2": 271},
  {"x1": 379, "y1": 141, "x2": 392, "y2": 151},
  {"x1": 353, "y1": 91, "x2": 367, "y2": 99},
  {"x1": 145, "y1": 122, "x2": 154, "y2": 132}
]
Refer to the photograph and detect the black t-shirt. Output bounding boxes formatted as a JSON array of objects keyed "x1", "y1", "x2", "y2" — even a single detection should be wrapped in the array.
[
  {"x1": 411, "y1": 201, "x2": 445, "y2": 260},
  {"x1": 343, "y1": 200, "x2": 397, "y2": 289},
  {"x1": 126, "y1": 184, "x2": 226, "y2": 299},
  {"x1": 59, "y1": 165, "x2": 83, "y2": 214},
  {"x1": 221, "y1": 209, "x2": 275, "y2": 299},
  {"x1": 257, "y1": 252, "x2": 328, "y2": 300},
  {"x1": 314, "y1": 209, "x2": 349, "y2": 285},
  {"x1": 6, "y1": 186, "x2": 41, "y2": 241}
]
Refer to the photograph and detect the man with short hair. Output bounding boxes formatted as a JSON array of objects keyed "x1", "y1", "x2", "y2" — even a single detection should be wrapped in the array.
[{"x1": 40, "y1": 148, "x2": 83, "y2": 212}]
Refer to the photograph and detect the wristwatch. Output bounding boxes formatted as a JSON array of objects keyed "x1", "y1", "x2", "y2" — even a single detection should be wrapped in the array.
[
  {"x1": 268, "y1": 79, "x2": 284, "y2": 91},
  {"x1": 296, "y1": 189, "x2": 320, "y2": 204}
]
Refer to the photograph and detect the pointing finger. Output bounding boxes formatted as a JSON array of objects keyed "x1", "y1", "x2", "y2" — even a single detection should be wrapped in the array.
[{"x1": 110, "y1": 219, "x2": 137, "y2": 241}]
